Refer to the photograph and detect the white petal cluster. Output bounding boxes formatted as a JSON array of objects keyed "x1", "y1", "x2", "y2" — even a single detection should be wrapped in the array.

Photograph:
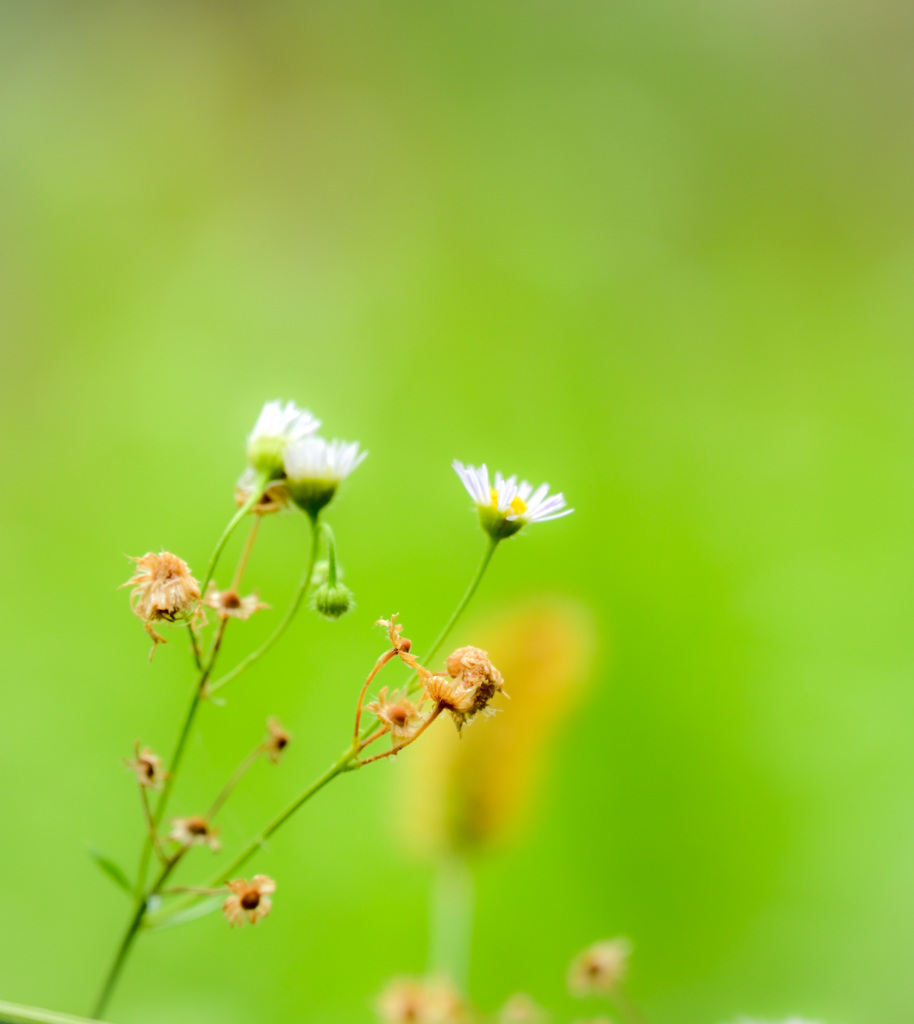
[
  {"x1": 453, "y1": 460, "x2": 573, "y2": 530},
  {"x1": 248, "y1": 400, "x2": 320, "y2": 447},
  {"x1": 283, "y1": 437, "x2": 367, "y2": 484}
]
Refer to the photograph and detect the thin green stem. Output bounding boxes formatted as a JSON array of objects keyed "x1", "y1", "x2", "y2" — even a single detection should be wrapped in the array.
[
  {"x1": 186, "y1": 623, "x2": 202, "y2": 672},
  {"x1": 429, "y1": 853, "x2": 474, "y2": 990},
  {"x1": 91, "y1": 900, "x2": 145, "y2": 1019},
  {"x1": 206, "y1": 513, "x2": 321, "y2": 696},
  {"x1": 198, "y1": 472, "x2": 269, "y2": 599},
  {"x1": 148, "y1": 744, "x2": 358, "y2": 929},
  {"x1": 404, "y1": 535, "x2": 498, "y2": 697},
  {"x1": 91, "y1": 853, "x2": 183, "y2": 1019},
  {"x1": 0, "y1": 1001, "x2": 109, "y2": 1024},
  {"x1": 207, "y1": 744, "x2": 265, "y2": 820},
  {"x1": 425, "y1": 535, "x2": 498, "y2": 665},
  {"x1": 211, "y1": 745, "x2": 357, "y2": 881}
]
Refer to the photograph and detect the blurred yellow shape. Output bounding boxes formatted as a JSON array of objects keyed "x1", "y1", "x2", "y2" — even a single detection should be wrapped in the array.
[{"x1": 401, "y1": 597, "x2": 599, "y2": 856}]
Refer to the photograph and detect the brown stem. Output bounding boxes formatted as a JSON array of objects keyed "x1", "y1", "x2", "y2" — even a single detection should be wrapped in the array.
[
  {"x1": 358, "y1": 725, "x2": 390, "y2": 751},
  {"x1": 231, "y1": 517, "x2": 261, "y2": 590},
  {"x1": 357, "y1": 703, "x2": 444, "y2": 766},
  {"x1": 353, "y1": 648, "x2": 397, "y2": 746}
]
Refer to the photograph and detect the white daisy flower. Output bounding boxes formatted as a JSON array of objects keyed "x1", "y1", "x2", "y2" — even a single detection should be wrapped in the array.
[
  {"x1": 246, "y1": 400, "x2": 320, "y2": 479},
  {"x1": 453, "y1": 460, "x2": 573, "y2": 540},
  {"x1": 282, "y1": 436, "x2": 367, "y2": 516}
]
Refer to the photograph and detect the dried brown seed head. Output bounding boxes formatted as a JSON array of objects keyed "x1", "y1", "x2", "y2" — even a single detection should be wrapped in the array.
[
  {"x1": 123, "y1": 552, "x2": 202, "y2": 652},
  {"x1": 366, "y1": 687, "x2": 426, "y2": 740},
  {"x1": 264, "y1": 717, "x2": 292, "y2": 763},
  {"x1": 567, "y1": 939, "x2": 631, "y2": 997},
  {"x1": 223, "y1": 874, "x2": 276, "y2": 927},
  {"x1": 170, "y1": 815, "x2": 221, "y2": 852},
  {"x1": 375, "y1": 977, "x2": 466, "y2": 1024},
  {"x1": 204, "y1": 583, "x2": 270, "y2": 621},
  {"x1": 125, "y1": 744, "x2": 166, "y2": 790}
]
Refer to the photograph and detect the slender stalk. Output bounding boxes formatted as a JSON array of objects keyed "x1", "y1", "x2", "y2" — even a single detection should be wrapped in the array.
[
  {"x1": 0, "y1": 1001, "x2": 109, "y2": 1024},
  {"x1": 134, "y1": 517, "x2": 265, "y2": 901},
  {"x1": 187, "y1": 623, "x2": 202, "y2": 672},
  {"x1": 405, "y1": 536, "x2": 498, "y2": 696},
  {"x1": 207, "y1": 744, "x2": 264, "y2": 820},
  {"x1": 155, "y1": 619, "x2": 227, "y2": 826},
  {"x1": 92, "y1": 852, "x2": 183, "y2": 1019},
  {"x1": 207, "y1": 745, "x2": 357, "y2": 883},
  {"x1": 91, "y1": 900, "x2": 145, "y2": 1020},
  {"x1": 206, "y1": 513, "x2": 321, "y2": 696},
  {"x1": 429, "y1": 853, "x2": 474, "y2": 990},
  {"x1": 198, "y1": 473, "x2": 269, "y2": 599},
  {"x1": 138, "y1": 786, "x2": 167, "y2": 868},
  {"x1": 424, "y1": 535, "x2": 498, "y2": 666},
  {"x1": 231, "y1": 516, "x2": 261, "y2": 590},
  {"x1": 353, "y1": 648, "x2": 397, "y2": 746}
]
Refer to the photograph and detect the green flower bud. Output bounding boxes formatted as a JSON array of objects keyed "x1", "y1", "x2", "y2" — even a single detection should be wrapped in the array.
[{"x1": 312, "y1": 582, "x2": 355, "y2": 620}]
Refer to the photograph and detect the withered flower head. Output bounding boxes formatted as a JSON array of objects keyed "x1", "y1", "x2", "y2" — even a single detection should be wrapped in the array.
[
  {"x1": 169, "y1": 815, "x2": 220, "y2": 852},
  {"x1": 123, "y1": 552, "x2": 202, "y2": 650},
  {"x1": 375, "y1": 976, "x2": 466, "y2": 1024},
  {"x1": 204, "y1": 582, "x2": 270, "y2": 621},
  {"x1": 124, "y1": 744, "x2": 165, "y2": 790},
  {"x1": 365, "y1": 687, "x2": 426, "y2": 740},
  {"x1": 376, "y1": 614, "x2": 418, "y2": 667},
  {"x1": 499, "y1": 994, "x2": 550, "y2": 1024},
  {"x1": 264, "y1": 716, "x2": 291, "y2": 763},
  {"x1": 235, "y1": 467, "x2": 293, "y2": 516},
  {"x1": 223, "y1": 874, "x2": 276, "y2": 927},
  {"x1": 567, "y1": 938, "x2": 631, "y2": 998},
  {"x1": 422, "y1": 645, "x2": 507, "y2": 731}
]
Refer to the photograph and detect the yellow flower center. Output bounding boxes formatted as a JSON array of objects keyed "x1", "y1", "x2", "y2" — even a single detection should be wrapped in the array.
[{"x1": 489, "y1": 488, "x2": 527, "y2": 516}]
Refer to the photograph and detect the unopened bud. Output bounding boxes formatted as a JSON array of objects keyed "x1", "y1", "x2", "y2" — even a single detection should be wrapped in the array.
[{"x1": 312, "y1": 582, "x2": 355, "y2": 620}]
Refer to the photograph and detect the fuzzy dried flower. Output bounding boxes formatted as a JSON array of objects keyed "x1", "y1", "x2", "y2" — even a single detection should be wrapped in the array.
[
  {"x1": 124, "y1": 744, "x2": 165, "y2": 790},
  {"x1": 421, "y1": 645, "x2": 507, "y2": 731},
  {"x1": 123, "y1": 552, "x2": 202, "y2": 651},
  {"x1": 366, "y1": 687, "x2": 426, "y2": 740},
  {"x1": 375, "y1": 976, "x2": 466, "y2": 1024},
  {"x1": 264, "y1": 717, "x2": 291, "y2": 763},
  {"x1": 223, "y1": 874, "x2": 276, "y2": 927},
  {"x1": 567, "y1": 939, "x2": 631, "y2": 997},
  {"x1": 204, "y1": 582, "x2": 270, "y2": 621},
  {"x1": 169, "y1": 815, "x2": 220, "y2": 852}
]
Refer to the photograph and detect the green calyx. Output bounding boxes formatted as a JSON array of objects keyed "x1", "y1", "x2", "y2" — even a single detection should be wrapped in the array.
[
  {"x1": 287, "y1": 478, "x2": 338, "y2": 517},
  {"x1": 245, "y1": 437, "x2": 287, "y2": 481},
  {"x1": 477, "y1": 504, "x2": 525, "y2": 541}
]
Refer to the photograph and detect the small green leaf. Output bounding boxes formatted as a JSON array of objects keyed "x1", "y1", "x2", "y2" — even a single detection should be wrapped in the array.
[
  {"x1": 146, "y1": 894, "x2": 224, "y2": 931},
  {"x1": 88, "y1": 848, "x2": 133, "y2": 896},
  {"x1": 0, "y1": 999, "x2": 111, "y2": 1024}
]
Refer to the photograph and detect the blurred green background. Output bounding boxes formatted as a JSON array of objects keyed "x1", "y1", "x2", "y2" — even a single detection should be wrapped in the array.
[{"x1": 1, "y1": 2, "x2": 913, "y2": 1022}]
